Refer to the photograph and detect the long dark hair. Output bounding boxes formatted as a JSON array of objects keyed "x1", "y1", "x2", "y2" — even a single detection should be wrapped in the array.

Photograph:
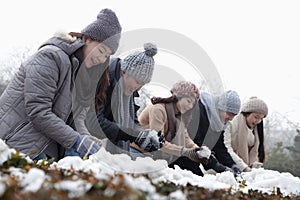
[
  {"x1": 151, "y1": 95, "x2": 195, "y2": 126},
  {"x1": 242, "y1": 112, "x2": 265, "y2": 163},
  {"x1": 95, "y1": 67, "x2": 110, "y2": 114},
  {"x1": 151, "y1": 95, "x2": 178, "y2": 104},
  {"x1": 69, "y1": 32, "x2": 83, "y2": 38},
  {"x1": 256, "y1": 120, "x2": 265, "y2": 162}
]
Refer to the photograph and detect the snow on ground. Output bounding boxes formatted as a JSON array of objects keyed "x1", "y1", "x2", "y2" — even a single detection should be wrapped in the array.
[{"x1": 0, "y1": 139, "x2": 300, "y2": 198}]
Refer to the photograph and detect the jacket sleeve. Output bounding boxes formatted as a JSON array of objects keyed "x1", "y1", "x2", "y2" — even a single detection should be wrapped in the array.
[
  {"x1": 148, "y1": 104, "x2": 166, "y2": 131},
  {"x1": 133, "y1": 91, "x2": 142, "y2": 125},
  {"x1": 73, "y1": 105, "x2": 90, "y2": 135},
  {"x1": 212, "y1": 131, "x2": 236, "y2": 167},
  {"x1": 223, "y1": 121, "x2": 248, "y2": 170},
  {"x1": 147, "y1": 104, "x2": 188, "y2": 156},
  {"x1": 185, "y1": 129, "x2": 198, "y2": 148},
  {"x1": 163, "y1": 129, "x2": 199, "y2": 157},
  {"x1": 24, "y1": 48, "x2": 79, "y2": 148},
  {"x1": 96, "y1": 104, "x2": 138, "y2": 144}
]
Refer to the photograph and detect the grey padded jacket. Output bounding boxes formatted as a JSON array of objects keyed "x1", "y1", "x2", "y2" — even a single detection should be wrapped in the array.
[{"x1": 0, "y1": 33, "x2": 85, "y2": 159}]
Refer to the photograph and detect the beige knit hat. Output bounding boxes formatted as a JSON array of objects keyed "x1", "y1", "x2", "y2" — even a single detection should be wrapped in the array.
[{"x1": 241, "y1": 97, "x2": 268, "y2": 117}]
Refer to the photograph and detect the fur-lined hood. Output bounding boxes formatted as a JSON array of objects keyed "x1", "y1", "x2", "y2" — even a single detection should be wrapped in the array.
[
  {"x1": 54, "y1": 31, "x2": 77, "y2": 42},
  {"x1": 38, "y1": 31, "x2": 84, "y2": 55}
]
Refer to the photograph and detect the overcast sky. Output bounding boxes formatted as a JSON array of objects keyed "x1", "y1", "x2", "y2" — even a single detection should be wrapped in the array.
[{"x1": 1, "y1": 0, "x2": 299, "y2": 125}]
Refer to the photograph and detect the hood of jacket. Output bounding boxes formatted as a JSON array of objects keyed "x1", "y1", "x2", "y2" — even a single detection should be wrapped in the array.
[{"x1": 39, "y1": 31, "x2": 85, "y2": 56}]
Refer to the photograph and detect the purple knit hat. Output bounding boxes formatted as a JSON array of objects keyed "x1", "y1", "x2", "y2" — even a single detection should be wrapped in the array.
[
  {"x1": 171, "y1": 81, "x2": 200, "y2": 100},
  {"x1": 81, "y1": 8, "x2": 122, "y2": 53}
]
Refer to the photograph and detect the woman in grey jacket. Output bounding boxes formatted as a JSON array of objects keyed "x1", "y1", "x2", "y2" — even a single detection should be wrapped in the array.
[{"x1": 0, "y1": 8, "x2": 122, "y2": 161}]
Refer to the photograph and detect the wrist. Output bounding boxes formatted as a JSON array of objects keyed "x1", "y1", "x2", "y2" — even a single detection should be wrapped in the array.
[
  {"x1": 72, "y1": 135, "x2": 81, "y2": 148},
  {"x1": 231, "y1": 164, "x2": 237, "y2": 168},
  {"x1": 180, "y1": 147, "x2": 185, "y2": 156}
]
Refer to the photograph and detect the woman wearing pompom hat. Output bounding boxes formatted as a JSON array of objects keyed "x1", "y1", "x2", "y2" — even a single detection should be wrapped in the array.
[
  {"x1": 175, "y1": 90, "x2": 243, "y2": 176},
  {"x1": 86, "y1": 43, "x2": 165, "y2": 155},
  {"x1": 223, "y1": 96, "x2": 268, "y2": 172},
  {"x1": 132, "y1": 81, "x2": 209, "y2": 165},
  {"x1": 0, "y1": 8, "x2": 122, "y2": 161}
]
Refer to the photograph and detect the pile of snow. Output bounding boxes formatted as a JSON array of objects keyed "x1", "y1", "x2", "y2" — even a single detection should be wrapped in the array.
[
  {"x1": 0, "y1": 139, "x2": 300, "y2": 198},
  {"x1": 89, "y1": 147, "x2": 169, "y2": 174},
  {"x1": 241, "y1": 168, "x2": 300, "y2": 195},
  {"x1": 0, "y1": 139, "x2": 16, "y2": 165}
]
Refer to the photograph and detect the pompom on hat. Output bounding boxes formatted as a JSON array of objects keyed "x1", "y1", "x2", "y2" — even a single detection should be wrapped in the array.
[
  {"x1": 217, "y1": 90, "x2": 241, "y2": 115},
  {"x1": 241, "y1": 96, "x2": 268, "y2": 117},
  {"x1": 121, "y1": 43, "x2": 157, "y2": 84},
  {"x1": 81, "y1": 8, "x2": 122, "y2": 53},
  {"x1": 170, "y1": 81, "x2": 200, "y2": 100}
]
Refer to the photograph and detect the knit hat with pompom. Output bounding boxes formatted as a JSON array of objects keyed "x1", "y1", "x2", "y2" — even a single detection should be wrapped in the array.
[
  {"x1": 121, "y1": 43, "x2": 157, "y2": 84},
  {"x1": 81, "y1": 8, "x2": 122, "y2": 53}
]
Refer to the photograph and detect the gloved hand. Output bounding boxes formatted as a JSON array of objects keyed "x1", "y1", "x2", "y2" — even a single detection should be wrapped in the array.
[
  {"x1": 206, "y1": 154, "x2": 228, "y2": 173},
  {"x1": 135, "y1": 129, "x2": 165, "y2": 152},
  {"x1": 89, "y1": 135, "x2": 103, "y2": 147},
  {"x1": 213, "y1": 162, "x2": 229, "y2": 173},
  {"x1": 231, "y1": 164, "x2": 242, "y2": 176},
  {"x1": 243, "y1": 166, "x2": 252, "y2": 172},
  {"x1": 224, "y1": 166, "x2": 234, "y2": 173},
  {"x1": 73, "y1": 135, "x2": 101, "y2": 158},
  {"x1": 251, "y1": 161, "x2": 263, "y2": 168},
  {"x1": 182, "y1": 147, "x2": 208, "y2": 165}
]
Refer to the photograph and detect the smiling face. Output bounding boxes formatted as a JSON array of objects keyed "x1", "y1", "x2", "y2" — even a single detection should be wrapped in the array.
[
  {"x1": 176, "y1": 97, "x2": 196, "y2": 114},
  {"x1": 82, "y1": 38, "x2": 112, "y2": 68},
  {"x1": 245, "y1": 112, "x2": 265, "y2": 129},
  {"x1": 121, "y1": 72, "x2": 145, "y2": 96}
]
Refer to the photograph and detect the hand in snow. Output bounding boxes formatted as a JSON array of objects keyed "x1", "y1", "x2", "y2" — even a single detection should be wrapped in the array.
[
  {"x1": 251, "y1": 161, "x2": 263, "y2": 168},
  {"x1": 243, "y1": 166, "x2": 252, "y2": 172},
  {"x1": 135, "y1": 129, "x2": 165, "y2": 152},
  {"x1": 73, "y1": 135, "x2": 101, "y2": 158},
  {"x1": 231, "y1": 164, "x2": 242, "y2": 176},
  {"x1": 182, "y1": 147, "x2": 209, "y2": 165},
  {"x1": 196, "y1": 145, "x2": 211, "y2": 159}
]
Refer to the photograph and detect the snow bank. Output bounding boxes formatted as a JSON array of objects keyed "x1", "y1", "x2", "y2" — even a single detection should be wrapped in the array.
[{"x1": 1, "y1": 139, "x2": 300, "y2": 197}]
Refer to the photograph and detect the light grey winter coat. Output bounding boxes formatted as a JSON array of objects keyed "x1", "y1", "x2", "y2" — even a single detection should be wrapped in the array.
[{"x1": 0, "y1": 33, "x2": 85, "y2": 159}]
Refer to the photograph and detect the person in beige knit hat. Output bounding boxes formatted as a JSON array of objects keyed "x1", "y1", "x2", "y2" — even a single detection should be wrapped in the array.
[{"x1": 223, "y1": 96, "x2": 268, "y2": 172}]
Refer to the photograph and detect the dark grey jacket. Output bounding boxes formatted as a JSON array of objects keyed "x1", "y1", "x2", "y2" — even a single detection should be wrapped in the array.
[{"x1": 0, "y1": 33, "x2": 84, "y2": 159}]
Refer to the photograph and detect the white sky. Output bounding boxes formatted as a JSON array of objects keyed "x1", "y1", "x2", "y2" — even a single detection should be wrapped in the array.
[{"x1": 0, "y1": 0, "x2": 299, "y2": 125}]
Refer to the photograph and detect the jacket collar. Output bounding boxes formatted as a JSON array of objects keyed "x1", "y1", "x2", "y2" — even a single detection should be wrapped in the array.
[{"x1": 38, "y1": 32, "x2": 85, "y2": 56}]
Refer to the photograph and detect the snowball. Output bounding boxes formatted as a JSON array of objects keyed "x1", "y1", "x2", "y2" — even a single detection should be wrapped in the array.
[{"x1": 197, "y1": 146, "x2": 211, "y2": 158}]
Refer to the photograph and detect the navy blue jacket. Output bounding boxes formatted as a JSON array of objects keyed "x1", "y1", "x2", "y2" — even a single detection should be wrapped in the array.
[{"x1": 169, "y1": 99, "x2": 235, "y2": 175}]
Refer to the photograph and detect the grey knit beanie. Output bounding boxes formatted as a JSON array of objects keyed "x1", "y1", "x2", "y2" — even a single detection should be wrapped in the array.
[
  {"x1": 81, "y1": 8, "x2": 122, "y2": 53},
  {"x1": 241, "y1": 97, "x2": 268, "y2": 117},
  {"x1": 171, "y1": 81, "x2": 200, "y2": 100},
  {"x1": 217, "y1": 90, "x2": 241, "y2": 114},
  {"x1": 120, "y1": 43, "x2": 157, "y2": 84}
]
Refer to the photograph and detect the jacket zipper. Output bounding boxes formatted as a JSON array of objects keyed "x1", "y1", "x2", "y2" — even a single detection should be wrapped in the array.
[{"x1": 5, "y1": 120, "x2": 29, "y2": 141}]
